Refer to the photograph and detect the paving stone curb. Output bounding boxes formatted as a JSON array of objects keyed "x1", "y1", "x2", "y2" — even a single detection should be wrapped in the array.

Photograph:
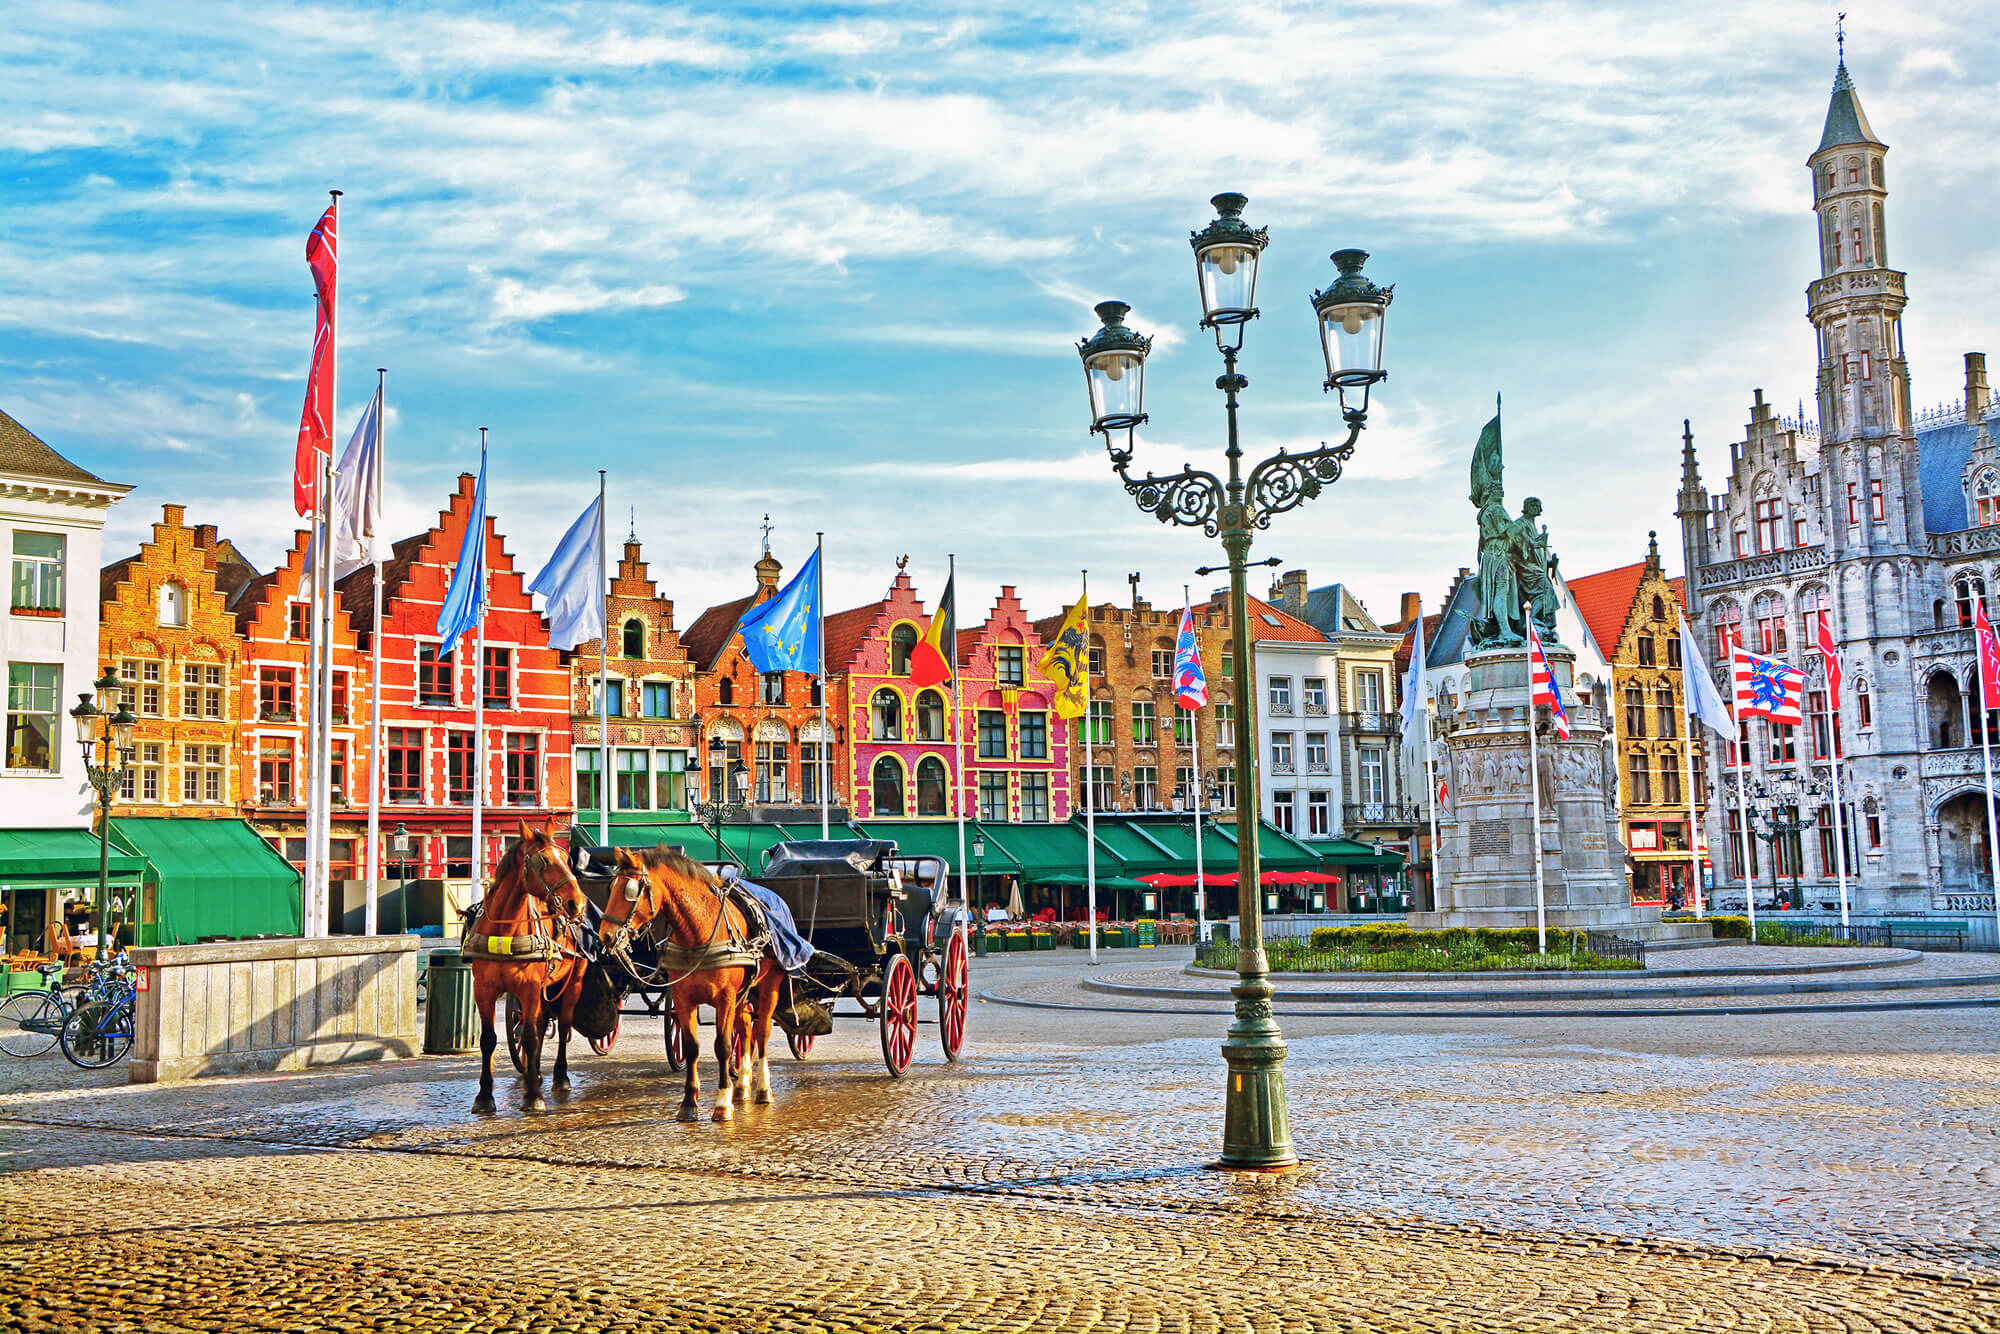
[
  {"x1": 983, "y1": 985, "x2": 2000, "y2": 1019},
  {"x1": 1098, "y1": 965, "x2": 2000, "y2": 1005},
  {"x1": 1183, "y1": 948, "x2": 1926, "y2": 982}
]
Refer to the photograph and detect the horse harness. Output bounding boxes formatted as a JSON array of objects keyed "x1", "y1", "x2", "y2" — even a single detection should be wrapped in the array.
[
  {"x1": 603, "y1": 863, "x2": 771, "y2": 988},
  {"x1": 462, "y1": 843, "x2": 588, "y2": 967}
]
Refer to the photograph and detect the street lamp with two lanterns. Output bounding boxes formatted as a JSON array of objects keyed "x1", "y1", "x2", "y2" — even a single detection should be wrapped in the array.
[
  {"x1": 68, "y1": 670, "x2": 138, "y2": 962},
  {"x1": 1076, "y1": 193, "x2": 1394, "y2": 1170}
]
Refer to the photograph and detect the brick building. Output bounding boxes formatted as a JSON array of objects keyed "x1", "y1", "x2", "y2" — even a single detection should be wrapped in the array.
[
  {"x1": 1569, "y1": 536, "x2": 1705, "y2": 908},
  {"x1": 98, "y1": 504, "x2": 259, "y2": 818},
  {"x1": 1036, "y1": 577, "x2": 1235, "y2": 816},
  {"x1": 569, "y1": 534, "x2": 698, "y2": 824},
  {"x1": 331, "y1": 474, "x2": 573, "y2": 888},
  {"x1": 830, "y1": 570, "x2": 957, "y2": 820},
  {"x1": 234, "y1": 531, "x2": 373, "y2": 880},
  {"x1": 684, "y1": 548, "x2": 841, "y2": 814},
  {"x1": 957, "y1": 586, "x2": 1073, "y2": 823}
]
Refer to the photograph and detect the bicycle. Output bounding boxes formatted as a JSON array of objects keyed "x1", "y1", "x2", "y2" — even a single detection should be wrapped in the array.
[
  {"x1": 0, "y1": 962, "x2": 77, "y2": 1058},
  {"x1": 58, "y1": 956, "x2": 137, "y2": 1069}
]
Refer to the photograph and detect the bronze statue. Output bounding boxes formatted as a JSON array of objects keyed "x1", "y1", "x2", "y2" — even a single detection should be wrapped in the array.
[{"x1": 1467, "y1": 400, "x2": 1561, "y2": 648}]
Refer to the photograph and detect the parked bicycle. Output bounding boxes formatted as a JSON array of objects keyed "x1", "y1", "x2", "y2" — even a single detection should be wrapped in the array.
[
  {"x1": 59, "y1": 956, "x2": 137, "y2": 1068},
  {"x1": 0, "y1": 962, "x2": 76, "y2": 1058}
]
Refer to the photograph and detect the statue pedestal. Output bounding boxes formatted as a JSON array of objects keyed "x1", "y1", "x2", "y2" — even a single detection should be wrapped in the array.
[{"x1": 1411, "y1": 645, "x2": 1710, "y2": 943}]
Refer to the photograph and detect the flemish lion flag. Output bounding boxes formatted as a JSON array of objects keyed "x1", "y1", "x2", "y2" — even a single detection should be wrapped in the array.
[
  {"x1": 1038, "y1": 592, "x2": 1090, "y2": 719},
  {"x1": 910, "y1": 574, "x2": 956, "y2": 689}
]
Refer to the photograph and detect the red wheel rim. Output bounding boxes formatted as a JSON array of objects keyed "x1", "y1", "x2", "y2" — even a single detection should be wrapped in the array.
[
  {"x1": 881, "y1": 954, "x2": 918, "y2": 1076},
  {"x1": 790, "y1": 1029, "x2": 816, "y2": 1060},
  {"x1": 590, "y1": 1016, "x2": 620, "y2": 1056},
  {"x1": 939, "y1": 931, "x2": 968, "y2": 1061},
  {"x1": 668, "y1": 1013, "x2": 694, "y2": 1069}
]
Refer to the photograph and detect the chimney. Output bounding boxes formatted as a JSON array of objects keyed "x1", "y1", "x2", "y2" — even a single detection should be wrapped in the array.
[
  {"x1": 1967, "y1": 352, "x2": 1991, "y2": 421},
  {"x1": 193, "y1": 523, "x2": 218, "y2": 551},
  {"x1": 160, "y1": 503, "x2": 186, "y2": 528},
  {"x1": 1272, "y1": 569, "x2": 1308, "y2": 612},
  {"x1": 1399, "y1": 591, "x2": 1421, "y2": 626}
]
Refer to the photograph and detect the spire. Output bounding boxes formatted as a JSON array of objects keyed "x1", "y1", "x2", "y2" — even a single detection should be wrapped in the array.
[
  {"x1": 1645, "y1": 530, "x2": 1662, "y2": 577},
  {"x1": 1817, "y1": 40, "x2": 1879, "y2": 153},
  {"x1": 1677, "y1": 419, "x2": 1702, "y2": 501}
]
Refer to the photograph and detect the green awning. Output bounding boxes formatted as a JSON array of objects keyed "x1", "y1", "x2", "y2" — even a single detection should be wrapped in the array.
[
  {"x1": 1077, "y1": 819, "x2": 1177, "y2": 874},
  {"x1": 1202, "y1": 820, "x2": 1323, "y2": 870},
  {"x1": 0, "y1": 827, "x2": 146, "y2": 883},
  {"x1": 109, "y1": 817, "x2": 302, "y2": 945},
  {"x1": 977, "y1": 822, "x2": 1098, "y2": 877},
  {"x1": 569, "y1": 821, "x2": 714, "y2": 853},
  {"x1": 1311, "y1": 837, "x2": 1408, "y2": 867},
  {"x1": 1030, "y1": 873, "x2": 1150, "y2": 891},
  {"x1": 852, "y1": 820, "x2": 1006, "y2": 875},
  {"x1": 1123, "y1": 819, "x2": 1241, "y2": 869}
]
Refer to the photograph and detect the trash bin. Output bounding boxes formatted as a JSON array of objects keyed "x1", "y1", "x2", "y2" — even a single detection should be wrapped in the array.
[
  {"x1": 422, "y1": 948, "x2": 478, "y2": 1054},
  {"x1": 1211, "y1": 922, "x2": 1232, "y2": 946}
]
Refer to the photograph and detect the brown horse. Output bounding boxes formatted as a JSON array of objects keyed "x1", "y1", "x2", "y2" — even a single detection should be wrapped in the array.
[
  {"x1": 467, "y1": 822, "x2": 590, "y2": 1115},
  {"x1": 601, "y1": 847, "x2": 783, "y2": 1122}
]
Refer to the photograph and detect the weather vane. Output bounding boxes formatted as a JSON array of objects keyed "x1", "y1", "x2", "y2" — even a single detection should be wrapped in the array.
[
  {"x1": 760, "y1": 512, "x2": 774, "y2": 554},
  {"x1": 896, "y1": 554, "x2": 909, "y2": 571},
  {"x1": 1837, "y1": 11, "x2": 1845, "y2": 62},
  {"x1": 627, "y1": 505, "x2": 637, "y2": 544}
]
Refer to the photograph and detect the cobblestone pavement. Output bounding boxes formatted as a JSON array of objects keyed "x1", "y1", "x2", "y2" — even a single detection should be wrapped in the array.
[{"x1": 3, "y1": 951, "x2": 1996, "y2": 1331}]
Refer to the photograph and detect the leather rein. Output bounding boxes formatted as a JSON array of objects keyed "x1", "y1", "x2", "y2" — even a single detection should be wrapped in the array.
[
  {"x1": 464, "y1": 844, "x2": 588, "y2": 972},
  {"x1": 602, "y1": 864, "x2": 763, "y2": 989}
]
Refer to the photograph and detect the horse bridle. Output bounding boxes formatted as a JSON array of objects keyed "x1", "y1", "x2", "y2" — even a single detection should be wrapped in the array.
[
  {"x1": 602, "y1": 861, "x2": 740, "y2": 988},
  {"x1": 519, "y1": 841, "x2": 584, "y2": 930}
]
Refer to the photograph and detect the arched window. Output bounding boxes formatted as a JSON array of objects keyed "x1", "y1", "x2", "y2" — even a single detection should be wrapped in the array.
[
  {"x1": 872, "y1": 688, "x2": 902, "y2": 740},
  {"x1": 915, "y1": 756, "x2": 947, "y2": 816},
  {"x1": 1798, "y1": 586, "x2": 1830, "y2": 651},
  {"x1": 1713, "y1": 601, "x2": 1742, "y2": 659},
  {"x1": 914, "y1": 689, "x2": 946, "y2": 741},
  {"x1": 158, "y1": 582, "x2": 187, "y2": 627},
  {"x1": 871, "y1": 756, "x2": 905, "y2": 817},
  {"x1": 1439, "y1": 683, "x2": 1458, "y2": 714},
  {"x1": 1652, "y1": 594, "x2": 1667, "y2": 622},
  {"x1": 1956, "y1": 573, "x2": 1986, "y2": 628},
  {"x1": 1751, "y1": 593, "x2": 1787, "y2": 654},
  {"x1": 891, "y1": 624, "x2": 918, "y2": 676},
  {"x1": 622, "y1": 618, "x2": 644, "y2": 658},
  {"x1": 718, "y1": 676, "x2": 734, "y2": 706},
  {"x1": 1872, "y1": 201, "x2": 1885, "y2": 266}
]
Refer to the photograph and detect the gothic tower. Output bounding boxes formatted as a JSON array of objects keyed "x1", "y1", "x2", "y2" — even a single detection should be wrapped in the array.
[{"x1": 1807, "y1": 55, "x2": 1920, "y2": 561}]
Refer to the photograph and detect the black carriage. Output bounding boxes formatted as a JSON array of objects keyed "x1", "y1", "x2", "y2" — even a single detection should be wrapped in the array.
[{"x1": 524, "y1": 837, "x2": 969, "y2": 1079}]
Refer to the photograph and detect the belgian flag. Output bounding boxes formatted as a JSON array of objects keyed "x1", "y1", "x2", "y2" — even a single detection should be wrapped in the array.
[{"x1": 910, "y1": 574, "x2": 956, "y2": 688}]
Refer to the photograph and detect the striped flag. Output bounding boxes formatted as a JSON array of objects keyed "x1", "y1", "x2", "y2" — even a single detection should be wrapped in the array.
[
  {"x1": 1172, "y1": 596, "x2": 1207, "y2": 710},
  {"x1": 1814, "y1": 608, "x2": 1842, "y2": 706},
  {"x1": 293, "y1": 202, "x2": 338, "y2": 517},
  {"x1": 1528, "y1": 621, "x2": 1570, "y2": 739},
  {"x1": 1730, "y1": 646, "x2": 1806, "y2": 724}
]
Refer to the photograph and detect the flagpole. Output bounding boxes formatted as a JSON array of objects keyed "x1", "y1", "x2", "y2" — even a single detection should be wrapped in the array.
[
  {"x1": 597, "y1": 469, "x2": 610, "y2": 849},
  {"x1": 471, "y1": 428, "x2": 488, "y2": 887},
  {"x1": 1684, "y1": 721, "x2": 1702, "y2": 919},
  {"x1": 949, "y1": 554, "x2": 969, "y2": 923},
  {"x1": 365, "y1": 367, "x2": 386, "y2": 936},
  {"x1": 319, "y1": 190, "x2": 342, "y2": 937},
  {"x1": 1424, "y1": 701, "x2": 1440, "y2": 911},
  {"x1": 1525, "y1": 602, "x2": 1547, "y2": 954},
  {"x1": 1083, "y1": 571, "x2": 1097, "y2": 965},
  {"x1": 304, "y1": 453, "x2": 327, "y2": 937},
  {"x1": 1978, "y1": 611, "x2": 2000, "y2": 946},
  {"x1": 817, "y1": 531, "x2": 830, "y2": 840},
  {"x1": 1737, "y1": 712, "x2": 1757, "y2": 937},
  {"x1": 1823, "y1": 609, "x2": 1850, "y2": 928},
  {"x1": 1188, "y1": 586, "x2": 1206, "y2": 945}
]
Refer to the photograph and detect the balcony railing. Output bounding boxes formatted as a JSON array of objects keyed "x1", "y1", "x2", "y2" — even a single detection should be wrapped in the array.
[
  {"x1": 1302, "y1": 700, "x2": 1329, "y2": 716},
  {"x1": 1344, "y1": 802, "x2": 1424, "y2": 826},
  {"x1": 1269, "y1": 701, "x2": 1295, "y2": 716},
  {"x1": 1342, "y1": 710, "x2": 1398, "y2": 734}
]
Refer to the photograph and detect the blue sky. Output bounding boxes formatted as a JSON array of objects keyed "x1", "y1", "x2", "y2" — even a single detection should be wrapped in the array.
[{"x1": 4, "y1": 1, "x2": 1995, "y2": 628}]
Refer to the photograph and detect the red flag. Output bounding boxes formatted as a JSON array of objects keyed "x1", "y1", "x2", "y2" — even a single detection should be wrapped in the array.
[
  {"x1": 1528, "y1": 622, "x2": 1569, "y2": 739},
  {"x1": 1976, "y1": 600, "x2": 2000, "y2": 711},
  {"x1": 293, "y1": 202, "x2": 339, "y2": 516},
  {"x1": 1814, "y1": 608, "x2": 1842, "y2": 706}
]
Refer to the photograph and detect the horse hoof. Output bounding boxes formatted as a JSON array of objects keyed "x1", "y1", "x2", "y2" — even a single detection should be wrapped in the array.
[
  {"x1": 472, "y1": 1093, "x2": 496, "y2": 1115},
  {"x1": 552, "y1": 1080, "x2": 572, "y2": 1098},
  {"x1": 711, "y1": 1108, "x2": 732, "y2": 1123},
  {"x1": 526, "y1": 1096, "x2": 548, "y2": 1113},
  {"x1": 676, "y1": 1105, "x2": 699, "y2": 1123},
  {"x1": 752, "y1": 1090, "x2": 773, "y2": 1106}
]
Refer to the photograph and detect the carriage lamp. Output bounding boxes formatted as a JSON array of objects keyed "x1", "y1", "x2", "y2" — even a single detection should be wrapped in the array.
[
  {"x1": 972, "y1": 834, "x2": 986, "y2": 862},
  {"x1": 1310, "y1": 248, "x2": 1392, "y2": 418},
  {"x1": 1190, "y1": 192, "x2": 1267, "y2": 349},
  {"x1": 1077, "y1": 191, "x2": 1397, "y2": 1172}
]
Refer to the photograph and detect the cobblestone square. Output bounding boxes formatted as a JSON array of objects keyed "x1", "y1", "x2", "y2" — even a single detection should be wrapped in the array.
[{"x1": 2, "y1": 950, "x2": 1995, "y2": 1331}]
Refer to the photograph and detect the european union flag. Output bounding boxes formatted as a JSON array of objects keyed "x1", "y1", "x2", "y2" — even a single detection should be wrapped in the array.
[{"x1": 736, "y1": 547, "x2": 821, "y2": 675}]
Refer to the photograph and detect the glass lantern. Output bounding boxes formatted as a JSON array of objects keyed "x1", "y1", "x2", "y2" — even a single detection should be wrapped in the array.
[
  {"x1": 1189, "y1": 193, "x2": 1267, "y2": 341},
  {"x1": 1077, "y1": 301, "x2": 1152, "y2": 436},
  {"x1": 1310, "y1": 249, "x2": 1393, "y2": 415}
]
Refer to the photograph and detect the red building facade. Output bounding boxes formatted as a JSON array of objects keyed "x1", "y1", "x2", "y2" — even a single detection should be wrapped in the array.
[
  {"x1": 957, "y1": 586, "x2": 1073, "y2": 823},
  {"x1": 335, "y1": 473, "x2": 573, "y2": 878}
]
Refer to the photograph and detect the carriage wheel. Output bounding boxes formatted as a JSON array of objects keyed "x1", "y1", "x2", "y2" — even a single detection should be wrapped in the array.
[
  {"x1": 588, "y1": 1015, "x2": 620, "y2": 1056},
  {"x1": 666, "y1": 1007, "x2": 693, "y2": 1072},
  {"x1": 787, "y1": 1027, "x2": 816, "y2": 1061},
  {"x1": 504, "y1": 994, "x2": 551, "y2": 1076},
  {"x1": 878, "y1": 952, "x2": 918, "y2": 1077},
  {"x1": 937, "y1": 931, "x2": 969, "y2": 1062}
]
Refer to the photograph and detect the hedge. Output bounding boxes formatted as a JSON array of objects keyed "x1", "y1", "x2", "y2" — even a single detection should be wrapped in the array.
[
  {"x1": 1704, "y1": 915, "x2": 1752, "y2": 940},
  {"x1": 1304, "y1": 924, "x2": 1601, "y2": 954}
]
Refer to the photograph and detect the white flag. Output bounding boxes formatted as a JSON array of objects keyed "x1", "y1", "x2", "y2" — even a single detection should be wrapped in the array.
[
  {"x1": 529, "y1": 493, "x2": 605, "y2": 652},
  {"x1": 330, "y1": 382, "x2": 386, "y2": 580},
  {"x1": 1398, "y1": 608, "x2": 1427, "y2": 772},
  {"x1": 1678, "y1": 617, "x2": 1736, "y2": 738}
]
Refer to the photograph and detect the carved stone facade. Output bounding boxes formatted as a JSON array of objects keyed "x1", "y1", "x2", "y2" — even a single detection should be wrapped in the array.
[{"x1": 1676, "y1": 56, "x2": 1996, "y2": 916}]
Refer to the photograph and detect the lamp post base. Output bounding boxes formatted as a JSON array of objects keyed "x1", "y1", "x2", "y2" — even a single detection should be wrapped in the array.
[{"x1": 1212, "y1": 948, "x2": 1299, "y2": 1170}]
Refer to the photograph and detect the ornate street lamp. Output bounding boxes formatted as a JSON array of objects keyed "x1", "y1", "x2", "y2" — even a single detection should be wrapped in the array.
[
  {"x1": 693, "y1": 737, "x2": 751, "y2": 863},
  {"x1": 1750, "y1": 773, "x2": 1828, "y2": 912},
  {"x1": 1078, "y1": 193, "x2": 1393, "y2": 1170},
  {"x1": 69, "y1": 669, "x2": 137, "y2": 962}
]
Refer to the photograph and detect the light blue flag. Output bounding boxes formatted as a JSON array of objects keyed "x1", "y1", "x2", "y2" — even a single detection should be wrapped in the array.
[
  {"x1": 1398, "y1": 608, "x2": 1427, "y2": 772},
  {"x1": 1678, "y1": 617, "x2": 1735, "y2": 738},
  {"x1": 528, "y1": 493, "x2": 604, "y2": 652},
  {"x1": 435, "y1": 450, "x2": 488, "y2": 658},
  {"x1": 736, "y1": 547, "x2": 821, "y2": 674}
]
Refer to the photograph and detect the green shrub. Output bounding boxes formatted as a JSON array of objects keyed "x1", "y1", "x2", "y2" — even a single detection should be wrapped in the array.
[{"x1": 1706, "y1": 915, "x2": 1752, "y2": 940}]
